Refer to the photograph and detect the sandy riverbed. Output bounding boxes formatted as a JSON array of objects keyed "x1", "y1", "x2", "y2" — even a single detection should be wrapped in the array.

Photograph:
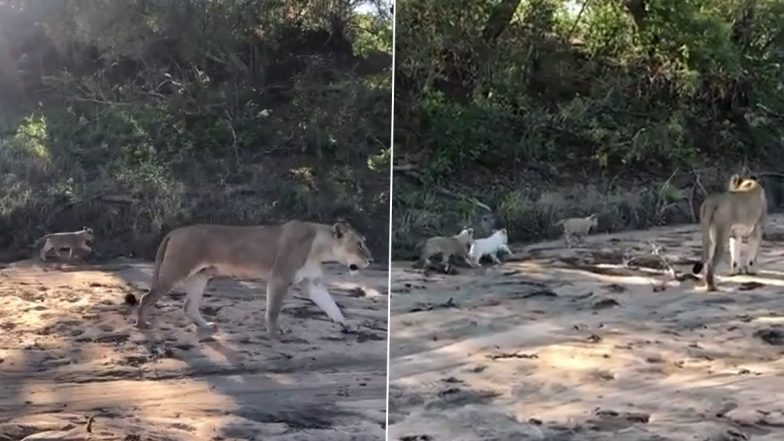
[
  {"x1": 0, "y1": 259, "x2": 388, "y2": 441},
  {"x1": 389, "y1": 214, "x2": 784, "y2": 441}
]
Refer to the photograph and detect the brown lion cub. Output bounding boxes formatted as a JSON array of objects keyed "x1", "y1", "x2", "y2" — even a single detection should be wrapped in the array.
[
  {"x1": 416, "y1": 227, "x2": 478, "y2": 270},
  {"x1": 35, "y1": 227, "x2": 95, "y2": 261},
  {"x1": 126, "y1": 220, "x2": 373, "y2": 337},
  {"x1": 692, "y1": 174, "x2": 767, "y2": 291}
]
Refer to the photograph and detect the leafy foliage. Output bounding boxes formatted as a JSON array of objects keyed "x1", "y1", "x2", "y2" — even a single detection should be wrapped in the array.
[
  {"x1": 394, "y1": 0, "x2": 784, "y2": 257},
  {"x1": 0, "y1": 0, "x2": 392, "y2": 260}
]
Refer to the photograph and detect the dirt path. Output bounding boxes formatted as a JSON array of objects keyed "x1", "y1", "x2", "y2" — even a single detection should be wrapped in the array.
[
  {"x1": 0, "y1": 259, "x2": 388, "y2": 441},
  {"x1": 389, "y1": 215, "x2": 784, "y2": 441}
]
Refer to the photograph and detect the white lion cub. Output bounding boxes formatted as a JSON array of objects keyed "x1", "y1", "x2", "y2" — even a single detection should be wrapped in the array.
[{"x1": 469, "y1": 228, "x2": 512, "y2": 266}]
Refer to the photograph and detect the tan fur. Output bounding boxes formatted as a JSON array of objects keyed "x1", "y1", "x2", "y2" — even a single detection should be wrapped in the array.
[
  {"x1": 133, "y1": 220, "x2": 373, "y2": 336},
  {"x1": 417, "y1": 228, "x2": 478, "y2": 269},
  {"x1": 554, "y1": 214, "x2": 598, "y2": 248},
  {"x1": 692, "y1": 175, "x2": 767, "y2": 291},
  {"x1": 35, "y1": 227, "x2": 94, "y2": 261}
]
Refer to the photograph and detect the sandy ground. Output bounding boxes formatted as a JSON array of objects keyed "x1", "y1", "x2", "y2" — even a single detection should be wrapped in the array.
[
  {"x1": 389, "y1": 214, "x2": 784, "y2": 441},
  {"x1": 0, "y1": 258, "x2": 388, "y2": 441}
]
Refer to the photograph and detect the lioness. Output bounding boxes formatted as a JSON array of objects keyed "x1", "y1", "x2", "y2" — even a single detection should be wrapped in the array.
[
  {"x1": 35, "y1": 227, "x2": 94, "y2": 261},
  {"x1": 416, "y1": 227, "x2": 478, "y2": 269},
  {"x1": 692, "y1": 174, "x2": 767, "y2": 291},
  {"x1": 128, "y1": 220, "x2": 373, "y2": 335}
]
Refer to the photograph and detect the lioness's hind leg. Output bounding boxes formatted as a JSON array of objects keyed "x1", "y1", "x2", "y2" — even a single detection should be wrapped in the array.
[
  {"x1": 746, "y1": 226, "x2": 763, "y2": 275},
  {"x1": 304, "y1": 279, "x2": 346, "y2": 325},
  {"x1": 266, "y1": 279, "x2": 291, "y2": 338},
  {"x1": 183, "y1": 274, "x2": 216, "y2": 330},
  {"x1": 489, "y1": 253, "x2": 502, "y2": 264},
  {"x1": 137, "y1": 277, "x2": 177, "y2": 329},
  {"x1": 729, "y1": 236, "x2": 741, "y2": 275}
]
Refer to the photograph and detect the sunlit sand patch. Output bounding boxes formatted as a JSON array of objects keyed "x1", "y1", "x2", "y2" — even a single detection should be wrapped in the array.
[
  {"x1": 390, "y1": 214, "x2": 784, "y2": 440},
  {"x1": 0, "y1": 259, "x2": 388, "y2": 440}
]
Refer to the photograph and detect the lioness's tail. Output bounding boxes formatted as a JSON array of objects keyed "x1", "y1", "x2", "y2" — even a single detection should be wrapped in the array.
[
  {"x1": 553, "y1": 219, "x2": 565, "y2": 227},
  {"x1": 125, "y1": 233, "x2": 172, "y2": 305},
  {"x1": 692, "y1": 200, "x2": 724, "y2": 275}
]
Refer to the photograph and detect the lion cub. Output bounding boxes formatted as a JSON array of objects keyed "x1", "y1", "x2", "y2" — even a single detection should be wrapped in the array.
[
  {"x1": 692, "y1": 174, "x2": 766, "y2": 291},
  {"x1": 469, "y1": 228, "x2": 513, "y2": 266},
  {"x1": 554, "y1": 214, "x2": 598, "y2": 247},
  {"x1": 35, "y1": 227, "x2": 95, "y2": 261},
  {"x1": 417, "y1": 227, "x2": 478, "y2": 269}
]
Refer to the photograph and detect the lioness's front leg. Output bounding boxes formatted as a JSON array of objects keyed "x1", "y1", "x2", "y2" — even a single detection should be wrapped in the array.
[
  {"x1": 303, "y1": 278, "x2": 346, "y2": 326},
  {"x1": 183, "y1": 274, "x2": 216, "y2": 331},
  {"x1": 489, "y1": 253, "x2": 502, "y2": 264}
]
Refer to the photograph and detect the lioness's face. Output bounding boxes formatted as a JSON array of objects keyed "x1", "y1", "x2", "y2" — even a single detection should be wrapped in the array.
[
  {"x1": 495, "y1": 228, "x2": 508, "y2": 243},
  {"x1": 82, "y1": 227, "x2": 95, "y2": 243},
  {"x1": 332, "y1": 222, "x2": 373, "y2": 274}
]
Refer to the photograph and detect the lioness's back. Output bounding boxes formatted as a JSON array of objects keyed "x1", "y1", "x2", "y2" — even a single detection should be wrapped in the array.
[{"x1": 161, "y1": 223, "x2": 287, "y2": 276}]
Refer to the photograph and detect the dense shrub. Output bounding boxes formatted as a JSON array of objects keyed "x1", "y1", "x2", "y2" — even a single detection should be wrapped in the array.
[
  {"x1": 0, "y1": 0, "x2": 392, "y2": 261},
  {"x1": 393, "y1": 0, "x2": 784, "y2": 258}
]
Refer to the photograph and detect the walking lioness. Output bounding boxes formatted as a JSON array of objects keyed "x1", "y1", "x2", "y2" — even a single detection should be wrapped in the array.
[
  {"x1": 128, "y1": 220, "x2": 373, "y2": 335},
  {"x1": 692, "y1": 174, "x2": 767, "y2": 291}
]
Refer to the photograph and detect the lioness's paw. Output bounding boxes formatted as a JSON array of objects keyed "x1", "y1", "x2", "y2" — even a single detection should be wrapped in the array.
[
  {"x1": 266, "y1": 327, "x2": 291, "y2": 340},
  {"x1": 135, "y1": 320, "x2": 151, "y2": 330}
]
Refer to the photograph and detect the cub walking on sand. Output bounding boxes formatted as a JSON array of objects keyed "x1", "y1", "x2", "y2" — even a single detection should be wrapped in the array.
[
  {"x1": 692, "y1": 174, "x2": 767, "y2": 291},
  {"x1": 469, "y1": 228, "x2": 513, "y2": 266},
  {"x1": 35, "y1": 227, "x2": 95, "y2": 261},
  {"x1": 416, "y1": 227, "x2": 478, "y2": 270},
  {"x1": 554, "y1": 214, "x2": 598, "y2": 248}
]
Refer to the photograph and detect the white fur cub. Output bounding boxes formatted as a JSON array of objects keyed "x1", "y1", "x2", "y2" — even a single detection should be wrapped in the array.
[{"x1": 469, "y1": 228, "x2": 512, "y2": 266}]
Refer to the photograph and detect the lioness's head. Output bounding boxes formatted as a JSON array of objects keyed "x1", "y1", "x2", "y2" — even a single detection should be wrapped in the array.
[
  {"x1": 494, "y1": 228, "x2": 509, "y2": 243},
  {"x1": 728, "y1": 174, "x2": 761, "y2": 192},
  {"x1": 331, "y1": 222, "x2": 373, "y2": 274},
  {"x1": 81, "y1": 227, "x2": 95, "y2": 243},
  {"x1": 587, "y1": 214, "x2": 598, "y2": 227}
]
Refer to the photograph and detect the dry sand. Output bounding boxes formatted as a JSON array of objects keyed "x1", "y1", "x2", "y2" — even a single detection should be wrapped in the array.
[
  {"x1": 0, "y1": 258, "x2": 388, "y2": 441},
  {"x1": 389, "y1": 214, "x2": 784, "y2": 441}
]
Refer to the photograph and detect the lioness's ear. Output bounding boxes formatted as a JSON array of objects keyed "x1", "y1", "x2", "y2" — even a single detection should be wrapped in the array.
[
  {"x1": 730, "y1": 174, "x2": 741, "y2": 185},
  {"x1": 500, "y1": 228, "x2": 507, "y2": 234},
  {"x1": 332, "y1": 222, "x2": 345, "y2": 239}
]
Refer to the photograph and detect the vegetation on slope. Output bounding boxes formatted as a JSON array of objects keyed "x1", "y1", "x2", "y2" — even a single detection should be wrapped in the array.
[
  {"x1": 393, "y1": 0, "x2": 784, "y2": 258},
  {"x1": 0, "y1": 0, "x2": 392, "y2": 262}
]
